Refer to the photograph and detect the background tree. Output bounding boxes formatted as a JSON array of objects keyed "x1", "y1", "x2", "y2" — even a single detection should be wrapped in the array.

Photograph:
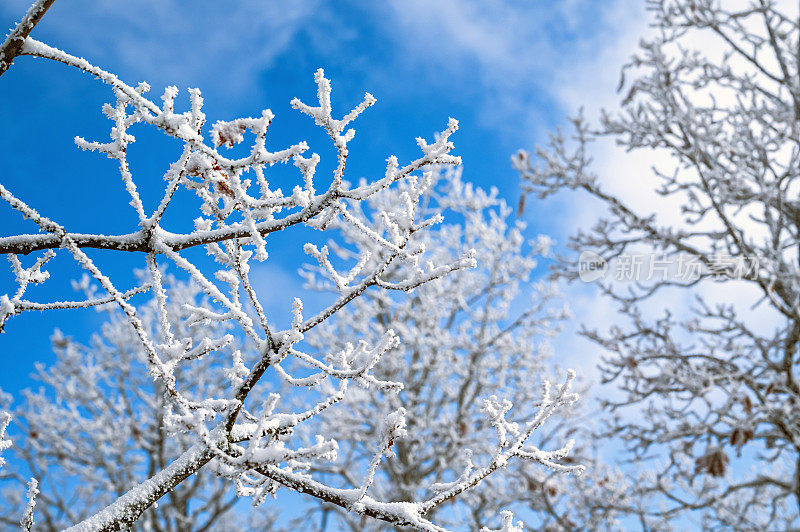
[
  {"x1": 0, "y1": 1, "x2": 584, "y2": 530},
  {"x1": 516, "y1": 0, "x2": 800, "y2": 528},
  {"x1": 0, "y1": 276, "x2": 263, "y2": 531},
  {"x1": 296, "y1": 169, "x2": 580, "y2": 531}
]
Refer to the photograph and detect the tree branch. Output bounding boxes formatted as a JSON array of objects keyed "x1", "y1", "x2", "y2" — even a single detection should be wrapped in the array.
[
  {"x1": 0, "y1": 0, "x2": 55, "y2": 78},
  {"x1": 63, "y1": 444, "x2": 213, "y2": 532}
]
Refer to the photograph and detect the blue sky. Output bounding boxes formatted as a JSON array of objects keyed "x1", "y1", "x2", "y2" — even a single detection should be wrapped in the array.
[{"x1": 0, "y1": 0, "x2": 647, "y2": 524}]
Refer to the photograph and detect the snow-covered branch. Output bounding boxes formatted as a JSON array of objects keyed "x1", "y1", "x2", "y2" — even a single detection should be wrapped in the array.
[{"x1": 0, "y1": 0, "x2": 54, "y2": 78}]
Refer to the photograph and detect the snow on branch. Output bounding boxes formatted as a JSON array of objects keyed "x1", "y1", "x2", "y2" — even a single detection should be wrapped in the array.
[
  {"x1": 0, "y1": 0, "x2": 55, "y2": 78},
  {"x1": 20, "y1": 479, "x2": 38, "y2": 532},
  {"x1": 479, "y1": 511, "x2": 524, "y2": 532},
  {"x1": 0, "y1": 411, "x2": 11, "y2": 469}
]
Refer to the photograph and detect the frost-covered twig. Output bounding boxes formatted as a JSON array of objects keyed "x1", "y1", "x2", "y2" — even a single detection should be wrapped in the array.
[
  {"x1": 20, "y1": 479, "x2": 38, "y2": 532},
  {"x1": 419, "y1": 372, "x2": 584, "y2": 515}
]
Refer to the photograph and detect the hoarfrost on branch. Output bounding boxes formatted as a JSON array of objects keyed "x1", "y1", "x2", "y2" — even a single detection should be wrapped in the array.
[{"x1": 0, "y1": 2, "x2": 584, "y2": 530}]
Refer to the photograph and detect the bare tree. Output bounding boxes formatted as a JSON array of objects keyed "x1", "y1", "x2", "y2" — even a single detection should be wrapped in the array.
[
  {"x1": 0, "y1": 1, "x2": 584, "y2": 530},
  {"x1": 516, "y1": 0, "x2": 800, "y2": 528}
]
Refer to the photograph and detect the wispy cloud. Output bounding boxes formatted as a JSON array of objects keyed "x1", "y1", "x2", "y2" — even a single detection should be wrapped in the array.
[
  {"x1": 377, "y1": 0, "x2": 647, "y2": 142},
  {"x1": 1, "y1": 1, "x2": 649, "y2": 141},
  {"x1": 2, "y1": 0, "x2": 318, "y2": 93}
]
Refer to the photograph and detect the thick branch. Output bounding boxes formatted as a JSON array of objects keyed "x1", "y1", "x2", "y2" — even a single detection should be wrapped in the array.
[
  {"x1": 0, "y1": 194, "x2": 335, "y2": 255},
  {"x1": 0, "y1": 0, "x2": 55, "y2": 78},
  {"x1": 63, "y1": 444, "x2": 213, "y2": 532}
]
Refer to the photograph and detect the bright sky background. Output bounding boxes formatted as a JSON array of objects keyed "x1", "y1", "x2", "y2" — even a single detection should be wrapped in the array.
[{"x1": 0, "y1": 0, "x2": 650, "y2": 524}]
